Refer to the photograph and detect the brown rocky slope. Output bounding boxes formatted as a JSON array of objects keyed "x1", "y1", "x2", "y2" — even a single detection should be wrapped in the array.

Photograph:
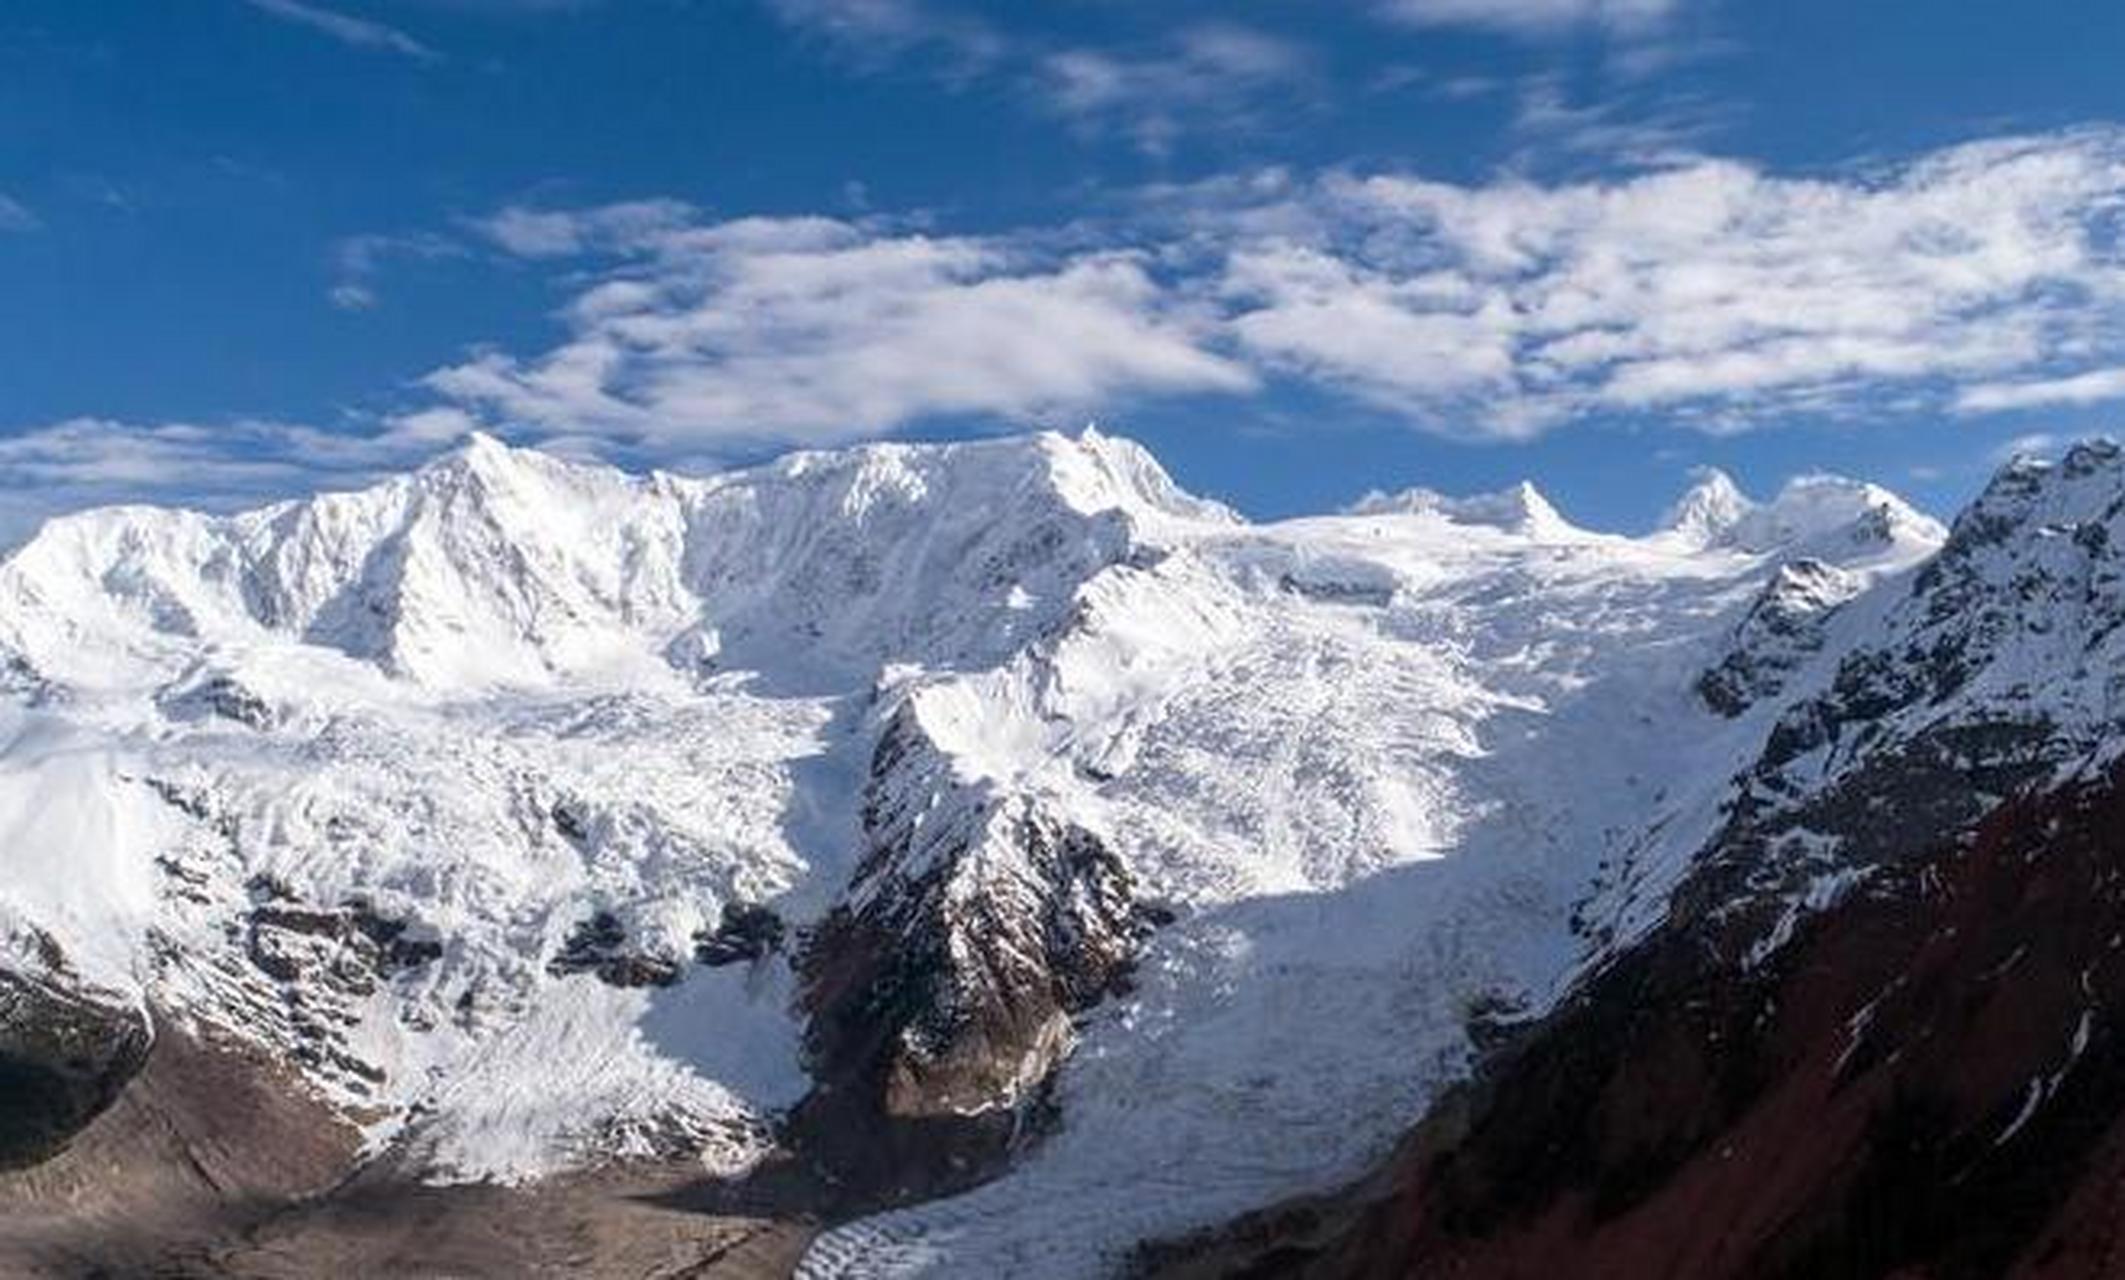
[{"x1": 1144, "y1": 760, "x2": 2125, "y2": 1279}]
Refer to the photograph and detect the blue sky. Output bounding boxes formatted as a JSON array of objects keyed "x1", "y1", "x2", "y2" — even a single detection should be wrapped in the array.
[{"x1": 5, "y1": 0, "x2": 2125, "y2": 541}]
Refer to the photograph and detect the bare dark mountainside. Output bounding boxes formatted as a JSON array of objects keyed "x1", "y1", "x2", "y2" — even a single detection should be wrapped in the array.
[
  {"x1": 1143, "y1": 761, "x2": 2125, "y2": 1280},
  {"x1": 0, "y1": 1021, "x2": 820, "y2": 1279}
]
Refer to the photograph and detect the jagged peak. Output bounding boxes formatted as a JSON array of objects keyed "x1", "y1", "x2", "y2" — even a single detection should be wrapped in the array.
[
  {"x1": 417, "y1": 429, "x2": 523, "y2": 481},
  {"x1": 1947, "y1": 434, "x2": 2125, "y2": 550},
  {"x1": 409, "y1": 429, "x2": 635, "y2": 506},
  {"x1": 1045, "y1": 426, "x2": 1238, "y2": 525},
  {"x1": 731, "y1": 427, "x2": 1232, "y2": 527},
  {"x1": 1654, "y1": 466, "x2": 1942, "y2": 565},
  {"x1": 1658, "y1": 467, "x2": 1754, "y2": 547},
  {"x1": 1348, "y1": 479, "x2": 1572, "y2": 535},
  {"x1": 1986, "y1": 434, "x2": 2122, "y2": 488},
  {"x1": 2063, "y1": 435, "x2": 2124, "y2": 474}
]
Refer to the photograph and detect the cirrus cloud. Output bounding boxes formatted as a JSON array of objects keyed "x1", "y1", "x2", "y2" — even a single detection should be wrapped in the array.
[
  {"x1": 240, "y1": 0, "x2": 439, "y2": 60},
  {"x1": 1374, "y1": 0, "x2": 1681, "y2": 36}
]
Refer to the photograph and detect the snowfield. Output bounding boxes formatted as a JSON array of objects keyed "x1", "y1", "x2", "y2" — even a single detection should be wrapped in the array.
[{"x1": 0, "y1": 427, "x2": 1955, "y2": 1273}]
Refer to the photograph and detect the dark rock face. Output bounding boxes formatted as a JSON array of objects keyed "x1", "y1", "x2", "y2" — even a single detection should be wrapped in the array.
[
  {"x1": 1696, "y1": 558, "x2": 1857, "y2": 718},
  {"x1": 793, "y1": 704, "x2": 1158, "y2": 1197},
  {"x1": 695, "y1": 903, "x2": 785, "y2": 967},
  {"x1": 1147, "y1": 765, "x2": 2125, "y2": 1280},
  {"x1": 550, "y1": 800, "x2": 591, "y2": 844},
  {"x1": 1674, "y1": 443, "x2": 2125, "y2": 952},
  {"x1": 0, "y1": 961, "x2": 152, "y2": 1170},
  {"x1": 548, "y1": 912, "x2": 681, "y2": 988},
  {"x1": 158, "y1": 673, "x2": 277, "y2": 729},
  {"x1": 0, "y1": 647, "x2": 50, "y2": 705},
  {"x1": 248, "y1": 900, "x2": 443, "y2": 987},
  {"x1": 805, "y1": 810, "x2": 1144, "y2": 1119},
  {"x1": 228, "y1": 890, "x2": 443, "y2": 1094}
]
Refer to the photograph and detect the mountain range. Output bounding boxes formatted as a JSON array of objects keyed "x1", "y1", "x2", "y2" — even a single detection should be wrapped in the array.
[{"x1": 1, "y1": 427, "x2": 2119, "y2": 1279}]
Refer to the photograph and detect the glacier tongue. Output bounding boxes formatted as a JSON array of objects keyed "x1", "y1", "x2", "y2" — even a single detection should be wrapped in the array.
[{"x1": 0, "y1": 427, "x2": 1962, "y2": 1271}]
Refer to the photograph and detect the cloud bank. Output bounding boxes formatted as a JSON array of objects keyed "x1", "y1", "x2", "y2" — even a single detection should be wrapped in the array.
[
  {"x1": 419, "y1": 128, "x2": 2125, "y2": 446},
  {"x1": 14, "y1": 127, "x2": 2125, "y2": 532}
]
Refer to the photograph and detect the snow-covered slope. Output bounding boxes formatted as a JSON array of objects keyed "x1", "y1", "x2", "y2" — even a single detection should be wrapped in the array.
[
  {"x1": 0, "y1": 428, "x2": 1966, "y2": 1274},
  {"x1": 1659, "y1": 439, "x2": 2125, "y2": 968},
  {"x1": 0, "y1": 427, "x2": 1210, "y2": 1182},
  {"x1": 1138, "y1": 441, "x2": 2125, "y2": 1280}
]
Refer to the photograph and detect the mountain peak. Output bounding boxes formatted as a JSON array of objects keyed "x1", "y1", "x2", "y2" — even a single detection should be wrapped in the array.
[
  {"x1": 417, "y1": 429, "x2": 555, "y2": 490},
  {"x1": 1655, "y1": 467, "x2": 1942, "y2": 566},
  {"x1": 1659, "y1": 467, "x2": 1753, "y2": 547},
  {"x1": 1348, "y1": 479, "x2": 1572, "y2": 535},
  {"x1": 1947, "y1": 435, "x2": 2125, "y2": 553},
  {"x1": 1042, "y1": 427, "x2": 1238, "y2": 525}
]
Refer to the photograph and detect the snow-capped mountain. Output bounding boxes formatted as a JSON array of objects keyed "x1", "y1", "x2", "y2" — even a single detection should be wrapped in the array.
[
  {"x1": 1165, "y1": 442, "x2": 2125, "y2": 1280},
  {"x1": 4, "y1": 428, "x2": 2114, "y2": 1279}
]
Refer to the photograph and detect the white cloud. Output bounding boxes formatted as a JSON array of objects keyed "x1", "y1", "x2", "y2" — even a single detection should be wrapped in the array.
[
  {"x1": 1955, "y1": 366, "x2": 2125, "y2": 414},
  {"x1": 1185, "y1": 129, "x2": 2125, "y2": 436},
  {"x1": 1375, "y1": 0, "x2": 1681, "y2": 36},
  {"x1": 1037, "y1": 24, "x2": 1316, "y2": 156},
  {"x1": 241, "y1": 0, "x2": 439, "y2": 60},
  {"x1": 1991, "y1": 431, "x2": 2062, "y2": 463},
  {"x1": 436, "y1": 208, "x2": 1255, "y2": 446},
  {"x1": 38, "y1": 127, "x2": 2116, "y2": 509},
  {"x1": 0, "y1": 418, "x2": 442, "y2": 548},
  {"x1": 756, "y1": 0, "x2": 1002, "y2": 70},
  {"x1": 326, "y1": 230, "x2": 466, "y2": 310},
  {"x1": 471, "y1": 200, "x2": 696, "y2": 258}
]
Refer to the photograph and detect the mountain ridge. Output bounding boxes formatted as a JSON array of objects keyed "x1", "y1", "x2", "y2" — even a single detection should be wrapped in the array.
[{"x1": 7, "y1": 426, "x2": 2117, "y2": 1279}]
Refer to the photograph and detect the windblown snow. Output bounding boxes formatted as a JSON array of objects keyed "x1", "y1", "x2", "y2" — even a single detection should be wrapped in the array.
[{"x1": 0, "y1": 427, "x2": 1958, "y2": 1274}]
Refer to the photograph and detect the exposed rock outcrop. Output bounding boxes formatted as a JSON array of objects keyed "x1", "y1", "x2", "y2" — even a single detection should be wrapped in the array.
[
  {"x1": 0, "y1": 952, "x2": 151, "y2": 1170},
  {"x1": 1696, "y1": 558, "x2": 1860, "y2": 717},
  {"x1": 547, "y1": 910, "x2": 682, "y2": 989},
  {"x1": 794, "y1": 704, "x2": 1158, "y2": 1197}
]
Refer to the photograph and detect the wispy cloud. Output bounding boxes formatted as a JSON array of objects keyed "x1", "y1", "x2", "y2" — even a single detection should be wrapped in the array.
[
  {"x1": 1037, "y1": 24, "x2": 1317, "y2": 157},
  {"x1": 241, "y1": 0, "x2": 440, "y2": 61},
  {"x1": 1955, "y1": 366, "x2": 2125, "y2": 414},
  {"x1": 1507, "y1": 74, "x2": 1729, "y2": 169},
  {"x1": 0, "y1": 195, "x2": 37, "y2": 233},
  {"x1": 1373, "y1": 0, "x2": 1683, "y2": 37},
  {"x1": 327, "y1": 230, "x2": 466, "y2": 310},
  {"x1": 0, "y1": 417, "x2": 441, "y2": 547},
  {"x1": 471, "y1": 199, "x2": 696, "y2": 258},
  {"x1": 756, "y1": 2, "x2": 1316, "y2": 154},
  {"x1": 439, "y1": 206, "x2": 1254, "y2": 446},
  {"x1": 756, "y1": 0, "x2": 1002, "y2": 72}
]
